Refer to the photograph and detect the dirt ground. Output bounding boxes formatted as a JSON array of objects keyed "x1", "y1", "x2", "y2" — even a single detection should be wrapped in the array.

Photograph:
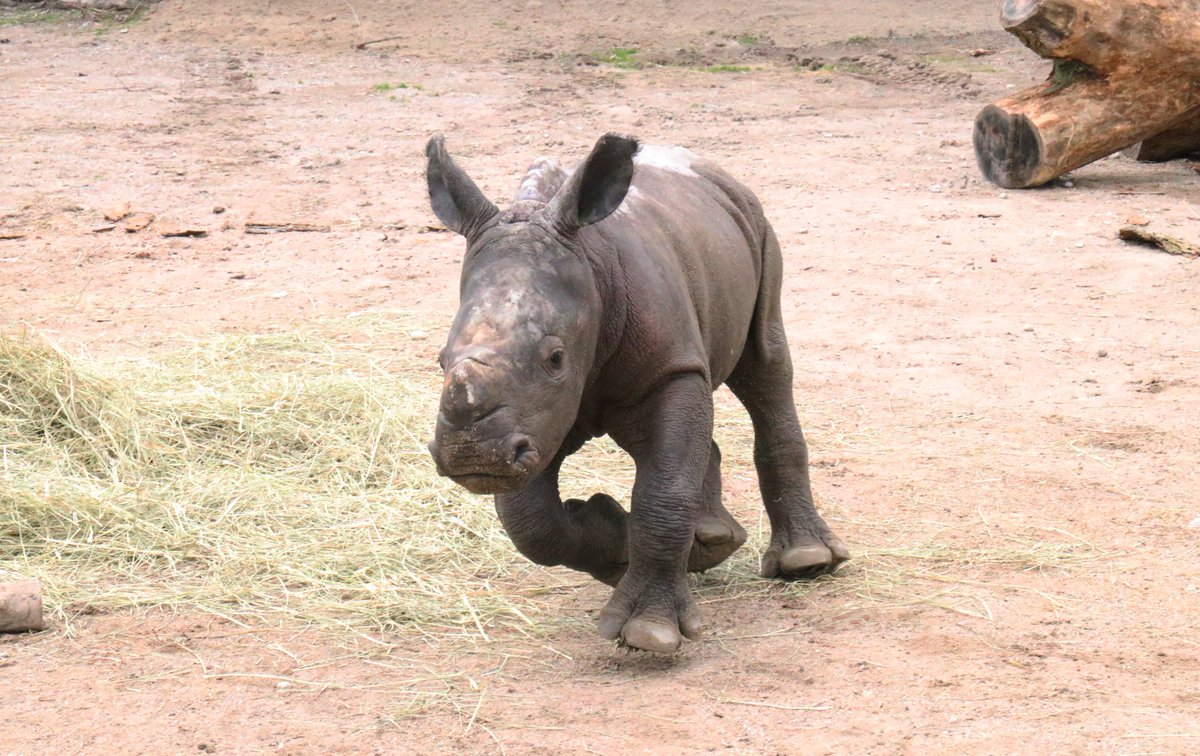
[{"x1": 3, "y1": 1, "x2": 1200, "y2": 753}]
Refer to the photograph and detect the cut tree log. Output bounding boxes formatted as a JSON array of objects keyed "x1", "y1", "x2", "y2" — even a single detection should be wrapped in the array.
[
  {"x1": 0, "y1": 580, "x2": 44, "y2": 633},
  {"x1": 1136, "y1": 108, "x2": 1200, "y2": 162},
  {"x1": 974, "y1": 0, "x2": 1200, "y2": 188}
]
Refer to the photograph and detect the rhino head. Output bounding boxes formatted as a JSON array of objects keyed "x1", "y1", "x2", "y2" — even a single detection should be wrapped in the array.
[{"x1": 425, "y1": 133, "x2": 638, "y2": 494}]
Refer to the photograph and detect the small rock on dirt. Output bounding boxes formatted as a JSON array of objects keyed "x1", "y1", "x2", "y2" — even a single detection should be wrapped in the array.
[
  {"x1": 104, "y1": 201, "x2": 131, "y2": 222},
  {"x1": 1126, "y1": 214, "x2": 1150, "y2": 226},
  {"x1": 122, "y1": 213, "x2": 155, "y2": 233},
  {"x1": 158, "y1": 220, "x2": 208, "y2": 238}
]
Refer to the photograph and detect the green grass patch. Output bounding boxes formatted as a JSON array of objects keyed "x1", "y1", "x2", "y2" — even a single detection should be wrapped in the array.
[
  {"x1": 597, "y1": 46, "x2": 640, "y2": 69},
  {"x1": 0, "y1": 8, "x2": 75, "y2": 27},
  {"x1": 92, "y1": 4, "x2": 151, "y2": 34},
  {"x1": 698, "y1": 64, "x2": 752, "y2": 74},
  {"x1": 372, "y1": 82, "x2": 421, "y2": 92},
  {"x1": 0, "y1": 5, "x2": 150, "y2": 32}
]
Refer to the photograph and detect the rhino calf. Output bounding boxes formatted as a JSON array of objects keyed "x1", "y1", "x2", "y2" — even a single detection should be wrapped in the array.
[{"x1": 426, "y1": 133, "x2": 848, "y2": 653}]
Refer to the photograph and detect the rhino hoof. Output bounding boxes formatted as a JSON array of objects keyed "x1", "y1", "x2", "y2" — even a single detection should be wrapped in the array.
[
  {"x1": 761, "y1": 534, "x2": 850, "y2": 579},
  {"x1": 688, "y1": 514, "x2": 748, "y2": 572},
  {"x1": 619, "y1": 618, "x2": 683, "y2": 653},
  {"x1": 597, "y1": 612, "x2": 700, "y2": 654}
]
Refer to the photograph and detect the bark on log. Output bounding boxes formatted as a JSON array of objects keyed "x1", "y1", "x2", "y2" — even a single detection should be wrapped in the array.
[
  {"x1": 0, "y1": 581, "x2": 44, "y2": 633},
  {"x1": 974, "y1": 0, "x2": 1200, "y2": 188}
]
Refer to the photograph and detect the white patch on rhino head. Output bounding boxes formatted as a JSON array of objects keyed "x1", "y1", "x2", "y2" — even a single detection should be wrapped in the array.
[{"x1": 634, "y1": 144, "x2": 698, "y2": 177}]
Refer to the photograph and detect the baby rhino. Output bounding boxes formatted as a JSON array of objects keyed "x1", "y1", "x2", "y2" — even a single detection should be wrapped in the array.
[{"x1": 426, "y1": 133, "x2": 848, "y2": 653}]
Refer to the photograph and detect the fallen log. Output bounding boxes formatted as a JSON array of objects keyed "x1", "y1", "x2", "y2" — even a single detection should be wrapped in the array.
[
  {"x1": 974, "y1": 0, "x2": 1200, "y2": 188},
  {"x1": 1136, "y1": 109, "x2": 1200, "y2": 162},
  {"x1": 0, "y1": 580, "x2": 44, "y2": 633}
]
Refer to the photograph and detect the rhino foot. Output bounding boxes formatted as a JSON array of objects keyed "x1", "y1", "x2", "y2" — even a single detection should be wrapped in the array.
[
  {"x1": 597, "y1": 569, "x2": 702, "y2": 654},
  {"x1": 563, "y1": 493, "x2": 629, "y2": 586},
  {"x1": 688, "y1": 513, "x2": 747, "y2": 572},
  {"x1": 760, "y1": 530, "x2": 850, "y2": 579}
]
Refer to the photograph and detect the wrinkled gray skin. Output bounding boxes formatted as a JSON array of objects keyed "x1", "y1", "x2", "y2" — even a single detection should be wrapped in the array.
[{"x1": 426, "y1": 133, "x2": 849, "y2": 653}]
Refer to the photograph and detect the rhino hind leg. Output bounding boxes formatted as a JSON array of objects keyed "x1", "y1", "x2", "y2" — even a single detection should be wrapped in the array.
[
  {"x1": 727, "y1": 333, "x2": 849, "y2": 578},
  {"x1": 727, "y1": 228, "x2": 849, "y2": 579},
  {"x1": 688, "y1": 440, "x2": 747, "y2": 572}
]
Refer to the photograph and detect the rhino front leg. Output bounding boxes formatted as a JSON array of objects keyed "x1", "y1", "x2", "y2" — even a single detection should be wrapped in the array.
[
  {"x1": 601, "y1": 374, "x2": 712, "y2": 653},
  {"x1": 728, "y1": 319, "x2": 850, "y2": 579},
  {"x1": 494, "y1": 446, "x2": 629, "y2": 586}
]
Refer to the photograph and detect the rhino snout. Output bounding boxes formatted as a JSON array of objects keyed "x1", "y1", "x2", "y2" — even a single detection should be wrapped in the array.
[{"x1": 428, "y1": 431, "x2": 541, "y2": 494}]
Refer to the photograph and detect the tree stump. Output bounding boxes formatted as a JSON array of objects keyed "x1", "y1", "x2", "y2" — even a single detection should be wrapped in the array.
[
  {"x1": 0, "y1": 581, "x2": 45, "y2": 633},
  {"x1": 974, "y1": 0, "x2": 1200, "y2": 188}
]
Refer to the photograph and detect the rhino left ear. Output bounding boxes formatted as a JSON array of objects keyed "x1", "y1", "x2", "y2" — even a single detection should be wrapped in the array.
[
  {"x1": 548, "y1": 133, "x2": 639, "y2": 233},
  {"x1": 426, "y1": 134, "x2": 499, "y2": 238}
]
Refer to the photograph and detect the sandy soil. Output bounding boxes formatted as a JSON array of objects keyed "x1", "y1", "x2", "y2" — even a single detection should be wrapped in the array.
[{"x1": 2, "y1": 1, "x2": 1199, "y2": 753}]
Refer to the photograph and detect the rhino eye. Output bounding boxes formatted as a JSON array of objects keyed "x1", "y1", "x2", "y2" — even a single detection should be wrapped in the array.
[{"x1": 547, "y1": 349, "x2": 565, "y2": 371}]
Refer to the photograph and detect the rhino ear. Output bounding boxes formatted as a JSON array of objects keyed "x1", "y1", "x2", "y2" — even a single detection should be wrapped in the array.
[
  {"x1": 548, "y1": 133, "x2": 639, "y2": 233},
  {"x1": 426, "y1": 134, "x2": 499, "y2": 237}
]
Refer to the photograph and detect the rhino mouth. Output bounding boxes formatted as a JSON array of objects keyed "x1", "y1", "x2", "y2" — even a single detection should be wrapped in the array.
[
  {"x1": 431, "y1": 430, "x2": 542, "y2": 495},
  {"x1": 449, "y1": 471, "x2": 528, "y2": 495}
]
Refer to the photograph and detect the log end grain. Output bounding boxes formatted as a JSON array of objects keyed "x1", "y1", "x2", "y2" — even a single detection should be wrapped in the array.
[{"x1": 974, "y1": 104, "x2": 1045, "y2": 188}]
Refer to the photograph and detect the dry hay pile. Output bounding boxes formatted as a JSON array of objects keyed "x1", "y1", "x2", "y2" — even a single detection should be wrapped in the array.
[{"x1": 0, "y1": 316, "x2": 560, "y2": 638}]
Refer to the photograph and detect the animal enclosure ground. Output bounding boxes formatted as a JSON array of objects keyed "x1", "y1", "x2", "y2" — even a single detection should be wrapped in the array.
[{"x1": 2, "y1": 1, "x2": 1199, "y2": 753}]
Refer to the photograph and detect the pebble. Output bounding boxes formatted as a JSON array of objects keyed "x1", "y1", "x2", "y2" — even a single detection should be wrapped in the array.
[{"x1": 1188, "y1": 515, "x2": 1200, "y2": 529}]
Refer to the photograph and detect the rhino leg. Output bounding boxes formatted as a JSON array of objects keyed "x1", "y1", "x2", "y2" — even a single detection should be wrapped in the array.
[
  {"x1": 494, "y1": 441, "x2": 629, "y2": 587},
  {"x1": 728, "y1": 232, "x2": 849, "y2": 579},
  {"x1": 599, "y1": 374, "x2": 712, "y2": 653},
  {"x1": 688, "y1": 441, "x2": 747, "y2": 572}
]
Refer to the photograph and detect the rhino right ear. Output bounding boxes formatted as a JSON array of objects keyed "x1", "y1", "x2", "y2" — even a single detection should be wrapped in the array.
[
  {"x1": 426, "y1": 135, "x2": 499, "y2": 238},
  {"x1": 547, "y1": 133, "x2": 639, "y2": 234}
]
